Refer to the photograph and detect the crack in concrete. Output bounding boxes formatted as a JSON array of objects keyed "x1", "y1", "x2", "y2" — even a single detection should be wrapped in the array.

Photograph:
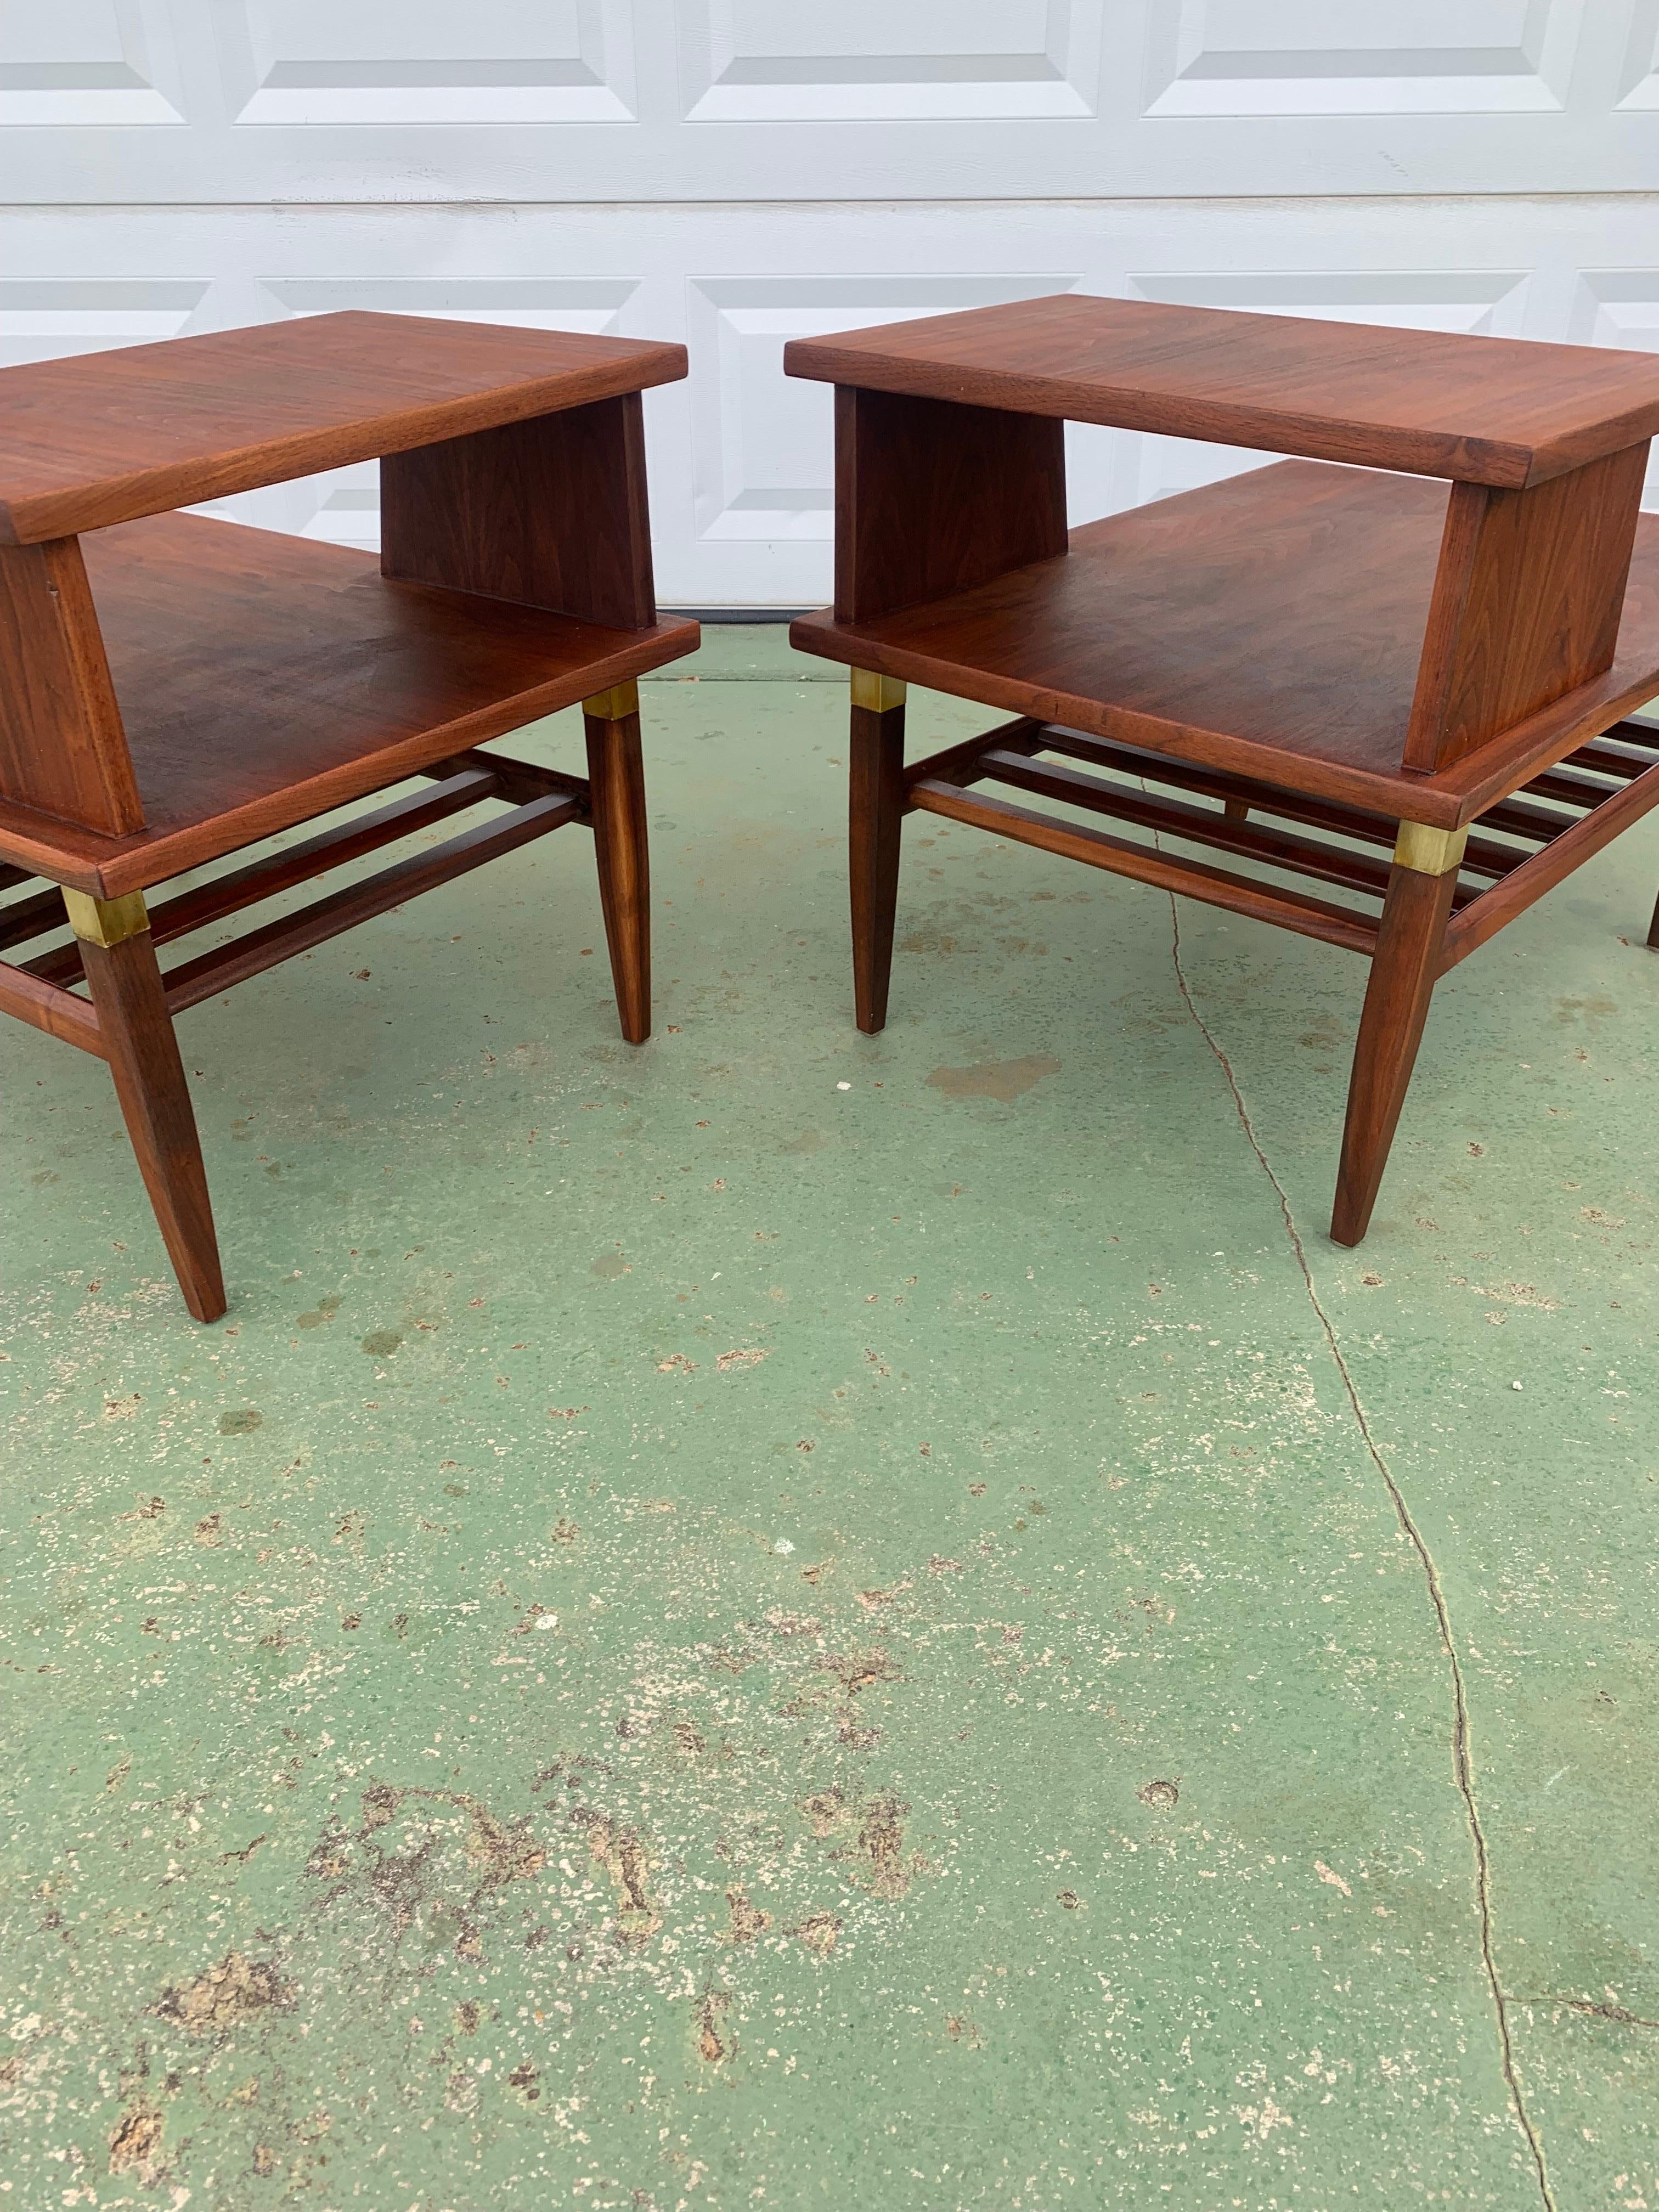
[
  {"x1": 1511, "y1": 1995, "x2": 1659, "y2": 2031},
  {"x1": 1166, "y1": 899, "x2": 1556, "y2": 2212}
]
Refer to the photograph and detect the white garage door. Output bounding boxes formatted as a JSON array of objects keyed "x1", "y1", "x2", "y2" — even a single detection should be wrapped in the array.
[{"x1": 2, "y1": 1, "x2": 1656, "y2": 607}]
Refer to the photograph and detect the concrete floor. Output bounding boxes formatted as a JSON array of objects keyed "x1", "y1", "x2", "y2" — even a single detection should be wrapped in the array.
[{"x1": 2, "y1": 628, "x2": 1656, "y2": 2212}]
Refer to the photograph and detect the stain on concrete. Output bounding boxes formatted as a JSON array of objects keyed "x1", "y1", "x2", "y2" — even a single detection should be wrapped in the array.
[
  {"x1": 695, "y1": 1989, "x2": 733, "y2": 2062},
  {"x1": 155, "y1": 1950, "x2": 294, "y2": 2036},
  {"x1": 926, "y1": 1052, "x2": 1060, "y2": 1102},
  {"x1": 792, "y1": 1912, "x2": 843, "y2": 1956},
  {"x1": 108, "y1": 2103, "x2": 165, "y2": 2180},
  {"x1": 850, "y1": 1792, "x2": 911, "y2": 1900},
  {"x1": 726, "y1": 1889, "x2": 772, "y2": 1943},
  {"x1": 571, "y1": 1805, "x2": 659, "y2": 1945}
]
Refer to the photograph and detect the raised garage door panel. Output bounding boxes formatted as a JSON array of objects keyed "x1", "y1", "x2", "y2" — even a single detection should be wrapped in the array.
[
  {"x1": 0, "y1": 4, "x2": 1654, "y2": 604},
  {"x1": 5, "y1": 0, "x2": 1656, "y2": 198}
]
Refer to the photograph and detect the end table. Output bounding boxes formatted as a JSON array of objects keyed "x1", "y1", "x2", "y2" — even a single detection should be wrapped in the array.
[
  {"x1": 0, "y1": 312, "x2": 698, "y2": 1319},
  {"x1": 786, "y1": 296, "x2": 1659, "y2": 1244}
]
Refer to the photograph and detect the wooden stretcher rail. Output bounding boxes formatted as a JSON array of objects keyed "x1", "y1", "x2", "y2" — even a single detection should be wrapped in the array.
[
  {"x1": 902, "y1": 718, "x2": 1047, "y2": 793},
  {"x1": 0, "y1": 883, "x2": 70, "y2": 952},
  {"x1": 0, "y1": 958, "x2": 104, "y2": 1053},
  {"x1": 1440, "y1": 757, "x2": 1659, "y2": 972},
  {"x1": 908, "y1": 777, "x2": 1381, "y2": 956},
  {"x1": 419, "y1": 749, "x2": 591, "y2": 811},
  {"x1": 162, "y1": 791, "x2": 582, "y2": 1014},
  {"x1": 24, "y1": 769, "x2": 505, "y2": 989}
]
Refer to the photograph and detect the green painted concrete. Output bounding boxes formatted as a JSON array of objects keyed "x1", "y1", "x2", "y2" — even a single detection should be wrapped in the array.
[{"x1": 2, "y1": 629, "x2": 1656, "y2": 2211}]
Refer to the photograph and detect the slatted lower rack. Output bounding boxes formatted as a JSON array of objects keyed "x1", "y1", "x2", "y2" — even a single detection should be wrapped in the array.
[
  {"x1": 0, "y1": 748, "x2": 586, "y2": 1056},
  {"x1": 902, "y1": 716, "x2": 1659, "y2": 968}
]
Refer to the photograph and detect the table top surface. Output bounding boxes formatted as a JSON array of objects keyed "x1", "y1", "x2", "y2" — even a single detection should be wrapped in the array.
[
  {"x1": 793, "y1": 459, "x2": 1659, "y2": 827},
  {"x1": 785, "y1": 294, "x2": 1659, "y2": 489},
  {"x1": 0, "y1": 512, "x2": 698, "y2": 896},
  {"x1": 0, "y1": 311, "x2": 686, "y2": 546}
]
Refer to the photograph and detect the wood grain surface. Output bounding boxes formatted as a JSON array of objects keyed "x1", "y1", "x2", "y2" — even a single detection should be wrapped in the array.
[
  {"x1": 0, "y1": 312, "x2": 687, "y2": 545},
  {"x1": 786, "y1": 294, "x2": 1659, "y2": 488},
  {"x1": 0, "y1": 513, "x2": 697, "y2": 895}
]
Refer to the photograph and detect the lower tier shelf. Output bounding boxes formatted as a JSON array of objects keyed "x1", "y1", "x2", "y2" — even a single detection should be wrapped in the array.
[
  {"x1": 0, "y1": 512, "x2": 697, "y2": 895},
  {"x1": 794, "y1": 459, "x2": 1659, "y2": 829}
]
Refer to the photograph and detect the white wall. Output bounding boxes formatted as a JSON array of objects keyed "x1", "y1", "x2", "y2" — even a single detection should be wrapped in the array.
[{"x1": 4, "y1": 2, "x2": 1657, "y2": 607}]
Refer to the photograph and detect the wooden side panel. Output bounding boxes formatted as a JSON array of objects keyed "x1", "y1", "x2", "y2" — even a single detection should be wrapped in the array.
[
  {"x1": 0, "y1": 536, "x2": 142, "y2": 832},
  {"x1": 380, "y1": 393, "x2": 656, "y2": 630},
  {"x1": 833, "y1": 386, "x2": 1067, "y2": 625},
  {"x1": 1404, "y1": 442, "x2": 1649, "y2": 773}
]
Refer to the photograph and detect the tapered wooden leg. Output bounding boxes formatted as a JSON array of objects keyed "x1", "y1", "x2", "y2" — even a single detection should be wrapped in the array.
[
  {"x1": 1331, "y1": 823, "x2": 1464, "y2": 1248},
  {"x1": 67, "y1": 889, "x2": 225, "y2": 1322},
  {"x1": 1646, "y1": 886, "x2": 1659, "y2": 949},
  {"x1": 849, "y1": 669, "x2": 907, "y2": 1035},
  {"x1": 583, "y1": 680, "x2": 650, "y2": 1045}
]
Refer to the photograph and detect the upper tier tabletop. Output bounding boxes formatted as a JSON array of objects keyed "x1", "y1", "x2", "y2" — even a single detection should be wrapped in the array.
[
  {"x1": 784, "y1": 295, "x2": 1659, "y2": 489},
  {"x1": 0, "y1": 312, "x2": 688, "y2": 546}
]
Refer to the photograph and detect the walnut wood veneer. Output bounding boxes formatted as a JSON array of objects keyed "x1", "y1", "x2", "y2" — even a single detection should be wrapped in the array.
[
  {"x1": 0, "y1": 312, "x2": 697, "y2": 1318},
  {"x1": 787, "y1": 295, "x2": 1659, "y2": 1243}
]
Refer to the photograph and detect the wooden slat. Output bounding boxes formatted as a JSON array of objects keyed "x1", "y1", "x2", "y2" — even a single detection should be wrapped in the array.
[
  {"x1": 1523, "y1": 761, "x2": 1630, "y2": 808},
  {"x1": 162, "y1": 792, "x2": 581, "y2": 1014},
  {"x1": 0, "y1": 957, "x2": 103, "y2": 1053},
  {"x1": 909, "y1": 778, "x2": 1379, "y2": 956},
  {"x1": 0, "y1": 883, "x2": 66, "y2": 951},
  {"x1": 1477, "y1": 791, "x2": 1586, "y2": 843},
  {"x1": 1563, "y1": 731, "x2": 1659, "y2": 778},
  {"x1": 902, "y1": 718, "x2": 1047, "y2": 794},
  {"x1": 1440, "y1": 760, "x2": 1659, "y2": 972},
  {"x1": 1000, "y1": 734, "x2": 1531, "y2": 889},
  {"x1": 1036, "y1": 723, "x2": 1397, "y2": 840},
  {"x1": 26, "y1": 769, "x2": 502, "y2": 989},
  {"x1": 419, "y1": 749, "x2": 589, "y2": 810},
  {"x1": 975, "y1": 746, "x2": 1412, "y2": 901},
  {"x1": 1024, "y1": 726, "x2": 1528, "y2": 881}
]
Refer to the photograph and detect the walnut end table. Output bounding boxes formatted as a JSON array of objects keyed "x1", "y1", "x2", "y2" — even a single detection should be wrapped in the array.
[
  {"x1": 0, "y1": 311, "x2": 698, "y2": 1319},
  {"x1": 786, "y1": 295, "x2": 1659, "y2": 1244}
]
